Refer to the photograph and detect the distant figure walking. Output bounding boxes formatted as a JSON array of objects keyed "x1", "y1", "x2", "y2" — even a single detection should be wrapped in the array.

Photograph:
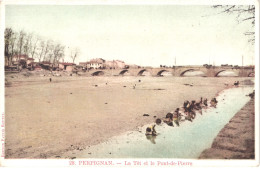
[{"x1": 49, "y1": 78, "x2": 52, "y2": 82}]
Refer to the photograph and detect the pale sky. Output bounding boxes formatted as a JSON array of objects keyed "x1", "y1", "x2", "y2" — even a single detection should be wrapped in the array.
[{"x1": 5, "y1": 5, "x2": 255, "y2": 67}]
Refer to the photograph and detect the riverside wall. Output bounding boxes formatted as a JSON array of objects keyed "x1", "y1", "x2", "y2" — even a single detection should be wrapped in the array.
[{"x1": 199, "y1": 98, "x2": 255, "y2": 159}]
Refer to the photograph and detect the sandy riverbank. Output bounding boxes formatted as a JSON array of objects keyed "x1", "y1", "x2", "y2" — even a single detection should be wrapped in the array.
[
  {"x1": 4, "y1": 74, "x2": 254, "y2": 158},
  {"x1": 199, "y1": 97, "x2": 255, "y2": 159}
]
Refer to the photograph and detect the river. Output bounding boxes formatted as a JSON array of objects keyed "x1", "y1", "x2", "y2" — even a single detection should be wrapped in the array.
[{"x1": 76, "y1": 86, "x2": 254, "y2": 158}]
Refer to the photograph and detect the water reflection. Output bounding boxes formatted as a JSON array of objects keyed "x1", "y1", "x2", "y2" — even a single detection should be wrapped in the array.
[{"x1": 146, "y1": 135, "x2": 157, "y2": 144}]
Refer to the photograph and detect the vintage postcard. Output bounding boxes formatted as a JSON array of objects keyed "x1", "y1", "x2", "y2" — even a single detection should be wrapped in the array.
[{"x1": 0, "y1": 0, "x2": 259, "y2": 168}]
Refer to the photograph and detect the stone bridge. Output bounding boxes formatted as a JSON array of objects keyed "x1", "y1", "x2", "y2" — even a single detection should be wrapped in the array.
[{"x1": 82, "y1": 66, "x2": 255, "y2": 77}]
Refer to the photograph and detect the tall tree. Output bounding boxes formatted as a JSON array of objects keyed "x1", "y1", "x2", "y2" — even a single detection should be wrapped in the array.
[
  {"x1": 45, "y1": 41, "x2": 54, "y2": 62},
  {"x1": 4, "y1": 28, "x2": 13, "y2": 66},
  {"x1": 70, "y1": 48, "x2": 80, "y2": 63},
  {"x1": 42, "y1": 40, "x2": 52, "y2": 62},
  {"x1": 17, "y1": 30, "x2": 26, "y2": 60},
  {"x1": 9, "y1": 32, "x2": 18, "y2": 65},
  {"x1": 4, "y1": 28, "x2": 18, "y2": 66},
  {"x1": 30, "y1": 35, "x2": 39, "y2": 59},
  {"x1": 5, "y1": 28, "x2": 79, "y2": 67},
  {"x1": 36, "y1": 40, "x2": 45, "y2": 62},
  {"x1": 52, "y1": 43, "x2": 65, "y2": 65},
  {"x1": 23, "y1": 33, "x2": 32, "y2": 57}
]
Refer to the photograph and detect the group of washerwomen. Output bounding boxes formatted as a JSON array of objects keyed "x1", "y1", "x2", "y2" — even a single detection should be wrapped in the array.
[
  {"x1": 145, "y1": 97, "x2": 218, "y2": 136},
  {"x1": 146, "y1": 80, "x2": 240, "y2": 136}
]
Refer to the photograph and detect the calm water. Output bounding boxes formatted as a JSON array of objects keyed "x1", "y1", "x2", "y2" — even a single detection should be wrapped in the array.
[{"x1": 78, "y1": 86, "x2": 254, "y2": 158}]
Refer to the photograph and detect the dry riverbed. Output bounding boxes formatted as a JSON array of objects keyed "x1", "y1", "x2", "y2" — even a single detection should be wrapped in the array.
[{"x1": 4, "y1": 73, "x2": 254, "y2": 158}]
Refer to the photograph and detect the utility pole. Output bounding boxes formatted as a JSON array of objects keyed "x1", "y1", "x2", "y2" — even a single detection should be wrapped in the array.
[
  {"x1": 242, "y1": 55, "x2": 244, "y2": 67},
  {"x1": 241, "y1": 55, "x2": 244, "y2": 76},
  {"x1": 173, "y1": 56, "x2": 176, "y2": 76}
]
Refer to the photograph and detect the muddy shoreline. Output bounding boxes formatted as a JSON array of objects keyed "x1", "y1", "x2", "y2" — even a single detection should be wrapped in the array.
[
  {"x1": 199, "y1": 98, "x2": 255, "y2": 159},
  {"x1": 4, "y1": 74, "x2": 254, "y2": 159}
]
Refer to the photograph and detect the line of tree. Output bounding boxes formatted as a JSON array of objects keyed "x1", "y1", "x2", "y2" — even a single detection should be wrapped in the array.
[{"x1": 4, "y1": 27, "x2": 79, "y2": 66}]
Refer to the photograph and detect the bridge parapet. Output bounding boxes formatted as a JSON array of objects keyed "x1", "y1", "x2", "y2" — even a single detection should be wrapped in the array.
[{"x1": 77, "y1": 66, "x2": 254, "y2": 77}]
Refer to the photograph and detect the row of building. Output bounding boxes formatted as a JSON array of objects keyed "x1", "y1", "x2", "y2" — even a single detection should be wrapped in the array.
[
  {"x1": 79, "y1": 58, "x2": 128, "y2": 69},
  {"x1": 5, "y1": 55, "x2": 75, "y2": 71},
  {"x1": 5, "y1": 55, "x2": 132, "y2": 72}
]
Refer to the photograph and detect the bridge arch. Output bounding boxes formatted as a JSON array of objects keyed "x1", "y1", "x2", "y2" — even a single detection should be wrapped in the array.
[
  {"x1": 119, "y1": 69, "x2": 129, "y2": 76},
  {"x1": 91, "y1": 71, "x2": 105, "y2": 76},
  {"x1": 157, "y1": 70, "x2": 172, "y2": 76},
  {"x1": 215, "y1": 70, "x2": 238, "y2": 77},
  {"x1": 180, "y1": 69, "x2": 195, "y2": 76},
  {"x1": 215, "y1": 70, "x2": 226, "y2": 77},
  {"x1": 248, "y1": 72, "x2": 255, "y2": 77},
  {"x1": 137, "y1": 69, "x2": 151, "y2": 76}
]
